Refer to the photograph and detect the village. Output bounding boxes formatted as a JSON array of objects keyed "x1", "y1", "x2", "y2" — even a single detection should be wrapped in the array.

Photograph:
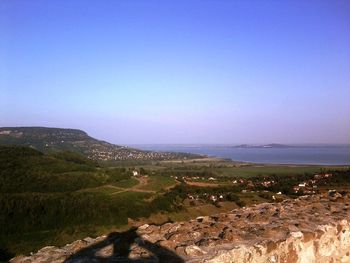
[
  {"x1": 89, "y1": 147, "x2": 180, "y2": 161},
  {"x1": 164, "y1": 172, "x2": 336, "y2": 206}
]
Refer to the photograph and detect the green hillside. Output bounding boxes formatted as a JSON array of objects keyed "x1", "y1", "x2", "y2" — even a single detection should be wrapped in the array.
[
  {"x1": 0, "y1": 146, "x2": 101, "y2": 193},
  {"x1": 0, "y1": 146, "x2": 179, "y2": 259},
  {"x1": 0, "y1": 127, "x2": 200, "y2": 161}
]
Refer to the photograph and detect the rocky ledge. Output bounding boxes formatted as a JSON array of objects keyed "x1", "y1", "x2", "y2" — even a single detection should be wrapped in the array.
[{"x1": 11, "y1": 192, "x2": 350, "y2": 263}]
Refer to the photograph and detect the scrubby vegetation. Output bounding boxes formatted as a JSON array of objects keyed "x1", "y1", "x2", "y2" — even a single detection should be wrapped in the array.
[
  {"x1": 0, "y1": 146, "x2": 99, "y2": 193},
  {"x1": 0, "y1": 146, "x2": 181, "y2": 259}
]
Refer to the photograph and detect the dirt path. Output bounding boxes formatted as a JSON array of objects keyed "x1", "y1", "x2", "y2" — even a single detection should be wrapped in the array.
[
  {"x1": 134, "y1": 176, "x2": 149, "y2": 188},
  {"x1": 79, "y1": 176, "x2": 177, "y2": 196},
  {"x1": 110, "y1": 177, "x2": 156, "y2": 195},
  {"x1": 164, "y1": 179, "x2": 181, "y2": 190}
]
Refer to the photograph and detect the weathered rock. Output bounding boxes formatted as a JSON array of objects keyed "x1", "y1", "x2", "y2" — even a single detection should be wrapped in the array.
[
  {"x1": 184, "y1": 245, "x2": 207, "y2": 256},
  {"x1": 10, "y1": 193, "x2": 350, "y2": 263}
]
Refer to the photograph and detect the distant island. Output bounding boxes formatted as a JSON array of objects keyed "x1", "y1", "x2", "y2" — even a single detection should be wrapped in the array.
[
  {"x1": 232, "y1": 143, "x2": 350, "y2": 149},
  {"x1": 232, "y1": 143, "x2": 293, "y2": 148}
]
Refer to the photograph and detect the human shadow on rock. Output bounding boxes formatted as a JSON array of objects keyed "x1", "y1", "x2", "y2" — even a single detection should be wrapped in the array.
[
  {"x1": 65, "y1": 227, "x2": 184, "y2": 263},
  {"x1": 0, "y1": 247, "x2": 15, "y2": 262}
]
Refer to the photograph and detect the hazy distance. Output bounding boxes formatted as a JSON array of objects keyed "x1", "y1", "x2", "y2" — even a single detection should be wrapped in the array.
[{"x1": 1, "y1": 0, "x2": 349, "y2": 144}]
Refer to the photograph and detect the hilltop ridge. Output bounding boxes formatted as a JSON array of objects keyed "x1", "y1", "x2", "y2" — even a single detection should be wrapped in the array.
[{"x1": 0, "y1": 127, "x2": 199, "y2": 161}]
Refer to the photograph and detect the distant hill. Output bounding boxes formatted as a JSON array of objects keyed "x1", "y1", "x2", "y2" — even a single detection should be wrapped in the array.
[{"x1": 0, "y1": 127, "x2": 199, "y2": 161}]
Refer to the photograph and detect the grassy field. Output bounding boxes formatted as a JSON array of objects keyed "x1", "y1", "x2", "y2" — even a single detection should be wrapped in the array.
[
  {"x1": 78, "y1": 185, "x2": 123, "y2": 195},
  {"x1": 152, "y1": 159, "x2": 348, "y2": 178},
  {"x1": 138, "y1": 175, "x2": 178, "y2": 191},
  {"x1": 214, "y1": 165, "x2": 328, "y2": 177},
  {"x1": 111, "y1": 177, "x2": 139, "y2": 188},
  {"x1": 110, "y1": 191, "x2": 153, "y2": 200}
]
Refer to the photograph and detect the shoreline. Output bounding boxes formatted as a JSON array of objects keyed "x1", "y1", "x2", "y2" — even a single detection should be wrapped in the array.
[{"x1": 172, "y1": 155, "x2": 350, "y2": 167}]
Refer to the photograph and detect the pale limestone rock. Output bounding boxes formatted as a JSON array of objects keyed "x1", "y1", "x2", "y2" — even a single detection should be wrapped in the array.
[
  {"x1": 10, "y1": 193, "x2": 350, "y2": 263},
  {"x1": 138, "y1": 224, "x2": 150, "y2": 230},
  {"x1": 184, "y1": 245, "x2": 207, "y2": 256},
  {"x1": 290, "y1": 231, "x2": 303, "y2": 238}
]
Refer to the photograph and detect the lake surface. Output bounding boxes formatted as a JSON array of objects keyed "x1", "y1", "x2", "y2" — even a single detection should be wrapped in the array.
[{"x1": 131, "y1": 144, "x2": 350, "y2": 165}]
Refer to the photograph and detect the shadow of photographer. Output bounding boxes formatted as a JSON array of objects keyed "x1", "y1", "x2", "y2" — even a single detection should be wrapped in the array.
[{"x1": 65, "y1": 227, "x2": 184, "y2": 263}]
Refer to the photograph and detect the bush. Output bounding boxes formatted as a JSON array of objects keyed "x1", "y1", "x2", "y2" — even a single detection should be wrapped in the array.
[{"x1": 236, "y1": 200, "x2": 246, "y2": 207}]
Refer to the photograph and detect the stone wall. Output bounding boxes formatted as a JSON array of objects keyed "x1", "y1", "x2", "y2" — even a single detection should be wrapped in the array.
[{"x1": 11, "y1": 193, "x2": 350, "y2": 263}]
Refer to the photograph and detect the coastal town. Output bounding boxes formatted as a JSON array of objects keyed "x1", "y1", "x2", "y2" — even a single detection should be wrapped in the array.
[{"x1": 89, "y1": 145, "x2": 193, "y2": 161}]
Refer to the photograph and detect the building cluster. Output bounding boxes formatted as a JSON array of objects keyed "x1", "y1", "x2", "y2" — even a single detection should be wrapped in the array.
[
  {"x1": 292, "y1": 173, "x2": 333, "y2": 194},
  {"x1": 230, "y1": 174, "x2": 334, "y2": 195},
  {"x1": 88, "y1": 146, "x2": 188, "y2": 161},
  {"x1": 233, "y1": 178, "x2": 277, "y2": 189},
  {"x1": 186, "y1": 193, "x2": 225, "y2": 203},
  {"x1": 182, "y1": 173, "x2": 335, "y2": 204}
]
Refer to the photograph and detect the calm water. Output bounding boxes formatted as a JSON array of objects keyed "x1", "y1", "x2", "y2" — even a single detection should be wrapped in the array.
[{"x1": 131, "y1": 145, "x2": 350, "y2": 165}]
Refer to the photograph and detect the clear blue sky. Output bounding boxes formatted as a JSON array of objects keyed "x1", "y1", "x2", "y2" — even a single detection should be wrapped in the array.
[{"x1": 1, "y1": 0, "x2": 349, "y2": 144}]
